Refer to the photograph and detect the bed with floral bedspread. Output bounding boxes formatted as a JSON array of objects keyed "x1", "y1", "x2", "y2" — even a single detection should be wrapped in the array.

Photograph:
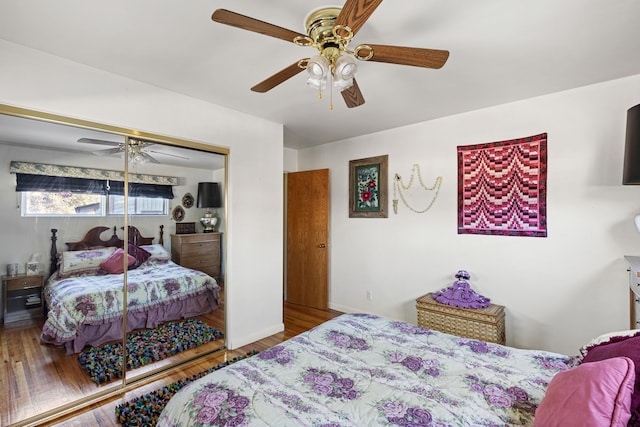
[
  {"x1": 158, "y1": 313, "x2": 578, "y2": 426},
  {"x1": 41, "y1": 257, "x2": 219, "y2": 354}
]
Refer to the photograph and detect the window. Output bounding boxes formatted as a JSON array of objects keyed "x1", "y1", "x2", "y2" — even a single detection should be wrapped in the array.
[
  {"x1": 22, "y1": 192, "x2": 168, "y2": 217},
  {"x1": 22, "y1": 192, "x2": 105, "y2": 217},
  {"x1": 107, "y1": 195, "x2": 168, "y2": 215}
]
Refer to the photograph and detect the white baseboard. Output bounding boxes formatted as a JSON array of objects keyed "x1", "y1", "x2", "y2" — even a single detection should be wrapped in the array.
[
  {"x1": 226, "y1": 322, "x2": 285, "y2": 350},
  {"x1": 329, "y1": 302, "x2": 368, "y2": 314}
]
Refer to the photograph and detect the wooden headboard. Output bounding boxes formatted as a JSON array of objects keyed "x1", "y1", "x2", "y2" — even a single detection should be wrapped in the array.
[{"x1": 49, "y1": 225, "x2": 164, "y2": 275}]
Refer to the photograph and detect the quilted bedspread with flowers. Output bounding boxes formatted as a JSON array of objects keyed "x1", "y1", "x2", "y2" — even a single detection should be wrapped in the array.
[
  {"x1": 41, "y1": 261, "x2": 219, "y2": 345},
  {"x1": 158, "y1": 313, "x2": 577, "y2": 427}
]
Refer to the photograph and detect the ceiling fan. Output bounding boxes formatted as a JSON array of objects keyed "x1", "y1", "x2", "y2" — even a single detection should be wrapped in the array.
[
  {"x1": 78, "y1": 137, "x2": 189, "y2": 165},
  {"x1": 211, "y1": 0, "x2": 449, "y2": 109}
]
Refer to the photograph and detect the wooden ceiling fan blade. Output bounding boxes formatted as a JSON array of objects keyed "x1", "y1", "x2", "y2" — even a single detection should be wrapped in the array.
[
  {"x1": 363, "y1": 44, "x2": 450, "y2": 69},
  {"x1": 148, "y1": 150, "x2": 189, "y2": 160},
  {"x1": 341, "y1": 78, "x2": 365, "y2": 108},
  {"x1": 140, "y1": 152, "x2": 160, "y2": 164},
  {"x1": 78, "y1": 137, "x2": 120, "y2": 146},
  {"x1": 334, "y1": 0, "x2": 383, "y2": 37},
  {"x1": 212, "y1": 9, "x2": 307, "y2": 43},
  {"x1": 251, "y1": 61, "x2": 306, "y2": 93},
  {"x1": 92, "y1": 147, "x2": 123, "y2": 156}
]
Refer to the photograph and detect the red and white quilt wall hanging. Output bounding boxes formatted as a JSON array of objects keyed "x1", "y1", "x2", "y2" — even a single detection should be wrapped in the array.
[{"x1": 457, "y1": 133, "x2": 547, "y2": 237}]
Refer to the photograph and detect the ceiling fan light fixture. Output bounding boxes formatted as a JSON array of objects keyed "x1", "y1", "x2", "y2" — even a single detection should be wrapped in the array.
[
  {"x1": 130, "y1": 154, "x2": 148, "y2": 165},
  {"x1": 128, "y1": 143, "x2": 149, "y2": 165},
  {"x1": 212, "y1": 5, "x2": 450, "y2": 110},
  {"x1": 306, "y1": 76, "x2": 327, "y2": 91},
  {"x1": 334, "y1": 55, "x2": 357, "y2": 81},
  {"x1": 306, "y1": 54, "x2": 330, "y2": 79},
  {"x1": 333, "y1": 77, "x2": 354, "y2": 90}
]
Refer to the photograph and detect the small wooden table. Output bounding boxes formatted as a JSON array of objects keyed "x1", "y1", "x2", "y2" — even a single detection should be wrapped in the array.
[
  {"x1": 416, "y1": 292, "x2": 506, "y2": 344},
  {"x1": 2, "y1": 273, "x2": 44, "y2": 323}
]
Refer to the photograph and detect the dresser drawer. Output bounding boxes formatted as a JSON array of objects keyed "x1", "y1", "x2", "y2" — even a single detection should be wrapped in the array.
[
  {"x1": 181, "y1": 255, "x2": 212, "y2": 269},
  {"x1": 181, "y1": 260, "x2": 219, "y2": 278},
  {"x1": 176, "y1": 233, "x2": 220, "y2": 245},
  {"x1": 6, "y1": 275, "x2": 43, "y2": 292},
  {"x1": 181, "y1": 241, "x2": 218, "y2": 258}
]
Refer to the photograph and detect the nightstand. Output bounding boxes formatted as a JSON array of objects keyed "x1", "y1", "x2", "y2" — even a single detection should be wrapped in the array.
[
  {"x1": 416, "y1": 292, "x2": 506, "y2": 344},
  {"x1": 171, "y1": 233, "x2": 221, "y2": 279},
  {"x1": 3, "y1": 273, "x2": 44, "y2": 323}
]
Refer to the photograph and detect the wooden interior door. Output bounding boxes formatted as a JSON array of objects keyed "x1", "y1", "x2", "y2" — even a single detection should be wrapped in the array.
[{"x1": 286, "y1": 169, "x2": 329, "y2": 309}]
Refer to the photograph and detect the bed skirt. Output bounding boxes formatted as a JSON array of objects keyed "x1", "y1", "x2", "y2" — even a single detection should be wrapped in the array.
[{"x1": 40, "y1": 288, "x2": 219, "y2": 354}]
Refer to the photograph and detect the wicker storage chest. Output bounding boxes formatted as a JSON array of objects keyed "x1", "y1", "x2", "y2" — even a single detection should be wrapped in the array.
[{"x1": 416, "y1": 293, "x2": 506, "y2": 344}]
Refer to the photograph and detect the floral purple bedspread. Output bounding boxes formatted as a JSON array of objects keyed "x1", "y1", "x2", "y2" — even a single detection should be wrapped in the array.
[
  {"x1": 158, "y1": 314, "x2": 577, "y2": 427},
  {"x1": 41, "y1": 261, "x2": 219, "y2": 346}
]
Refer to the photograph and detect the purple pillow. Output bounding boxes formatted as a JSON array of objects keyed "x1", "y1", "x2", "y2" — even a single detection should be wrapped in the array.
[
  {"x1": 100, "y1": 248, "x2": 136, "y2": 274},
  {"x1": 125, "y1": 243, "x2": 151, "y2": 269},
  {"x1": 534, "y1": 357, "x2": 635, "y2": 427},
  {"x1": 582, "y1": 335, "x2": 640, "y2": 414}
]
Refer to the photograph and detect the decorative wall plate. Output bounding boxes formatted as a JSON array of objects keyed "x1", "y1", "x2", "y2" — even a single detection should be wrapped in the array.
[
  {"x1": 172, "y1": 206, "x2": 185, "y2": 222},
  {"x1": 182, "y1": 193, "x2": 194, "y2": 209}
]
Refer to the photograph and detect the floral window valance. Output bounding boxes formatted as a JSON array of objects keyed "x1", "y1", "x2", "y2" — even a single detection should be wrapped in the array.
[{"x1": 9, "y1": 161, "x2": 178, "y2": 185}]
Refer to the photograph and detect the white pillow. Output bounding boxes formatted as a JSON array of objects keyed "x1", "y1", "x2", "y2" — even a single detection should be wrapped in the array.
[
  {"x1": 59, "y1": 247, "x2": 117, "y2": 277},
  {"x1": 140, "y1": 244, "x2": 171, "y2": 263}
]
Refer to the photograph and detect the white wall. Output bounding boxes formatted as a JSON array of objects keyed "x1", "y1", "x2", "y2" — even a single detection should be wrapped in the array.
[
  {"x1": 298, "y1": 74, "x2": 640, "y2": 355},
  {"x1": 284, "y1": 147, "x2": 298, "y2": 172},
  {"x1": 0, "y1": 40, "x2": 285, "y2": 348}
]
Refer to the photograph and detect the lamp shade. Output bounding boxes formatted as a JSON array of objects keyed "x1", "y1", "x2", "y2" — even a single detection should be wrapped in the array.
[
  {"x1": 334, "y1": 55, "x2": 357, "y2": 81},
  {"x1": 622, "y1": 103, "x2": 640, "y2": 184},
  {"x1": 307, "y1": 54, "x2": 329, "y2": 79},
  {"x1": 196, "y1": 182, "x2": 222, "y2": 208}
]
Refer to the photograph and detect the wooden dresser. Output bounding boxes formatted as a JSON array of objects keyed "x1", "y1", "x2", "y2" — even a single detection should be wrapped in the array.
[
  {"x1": 171, "y1": 233, "x2": 221, "y2": 279},
  {"x1": 416, "y1": 292, "x2": 506, "y2": 344}
]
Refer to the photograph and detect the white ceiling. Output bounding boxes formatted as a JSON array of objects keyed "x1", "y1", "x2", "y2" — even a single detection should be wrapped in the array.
[
  {"x1": 0, "y1": 0, "x2": 639, "y2": 150},
  {"x1": 0, "y1": 113, "x2": 225, "y2": 170}
]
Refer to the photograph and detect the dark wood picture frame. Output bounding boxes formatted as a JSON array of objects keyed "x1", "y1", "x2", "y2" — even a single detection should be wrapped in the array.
[{"x1": 349, "y1": 155, "x2": 388, "y2": 218}]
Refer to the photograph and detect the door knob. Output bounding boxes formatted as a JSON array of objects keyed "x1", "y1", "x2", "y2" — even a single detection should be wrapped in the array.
[{"x1": 318, "y1": 243, "x2": 326, "y2": 248}]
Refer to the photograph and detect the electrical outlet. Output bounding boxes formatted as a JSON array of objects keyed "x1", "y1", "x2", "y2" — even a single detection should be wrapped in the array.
[{"x1": 366, "y1": 290, "x2": 373, "y2": 301}]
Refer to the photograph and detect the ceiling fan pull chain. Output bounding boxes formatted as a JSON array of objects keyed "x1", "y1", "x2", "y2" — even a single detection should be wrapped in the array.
[
  {"x1": 393, "y1": 164, "x2": 442, "y2": 214},
  {"x1": 329, "y1": 73, "x2": 334, "y2": 110}
]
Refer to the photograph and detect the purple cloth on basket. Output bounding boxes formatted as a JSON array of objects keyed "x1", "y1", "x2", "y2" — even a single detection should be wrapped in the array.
[{"x1": 433, "y1": 270, "x2": 490, "y2": 309}]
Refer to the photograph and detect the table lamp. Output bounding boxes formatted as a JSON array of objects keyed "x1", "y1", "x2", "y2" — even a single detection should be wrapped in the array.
[{"x1": 197, "y1": 182, "x2": 222, "y2": 233}]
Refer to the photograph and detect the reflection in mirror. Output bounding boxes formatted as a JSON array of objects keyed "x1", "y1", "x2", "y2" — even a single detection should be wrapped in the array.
[
  {"x1": 0, "y1": 115, "x2": 126, "y2": 425},
  {"x1": 0, "y1": 110, "x2": 226, "y2": 426},
  {"x1": 124, "y1": 139, "x2": 226, "y2": 383}
]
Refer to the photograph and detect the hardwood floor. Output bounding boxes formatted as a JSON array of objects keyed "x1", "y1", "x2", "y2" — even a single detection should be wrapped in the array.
[
  {"x1": 1, "y1": 289, "x2": 227, "y2": 427},
  {"x1": 5, "y1": 301, "x2": 342, "y2": 427}
]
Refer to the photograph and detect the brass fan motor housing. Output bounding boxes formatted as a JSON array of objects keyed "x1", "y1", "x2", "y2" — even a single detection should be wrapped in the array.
[
  {"x1": 305, "y1": 7, "x2": 342, "y2": 47},
  {"x1": 302, "y1": 6, "x2": 355, "y2": 62}
]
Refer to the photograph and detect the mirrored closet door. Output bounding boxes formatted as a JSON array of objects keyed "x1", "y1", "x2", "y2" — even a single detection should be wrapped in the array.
[
  {"x1": 0, "y1": 105, "x2": 227, "y2": 426},
  {"x1": 124, "y1": 139, "x2": 226, "y2": 384}
]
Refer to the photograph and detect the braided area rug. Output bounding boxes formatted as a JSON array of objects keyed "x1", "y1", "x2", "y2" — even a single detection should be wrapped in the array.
[
  {"x1": 115, "y1": 351, "x2": 258, "y2": 426},
  {"x1": 78, "y1": 318, "x2": 224, "y2": 385}
]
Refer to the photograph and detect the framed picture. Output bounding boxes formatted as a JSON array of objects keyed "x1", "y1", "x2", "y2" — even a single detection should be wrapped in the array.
[
  {"x1": 349, "y1": 155, "x2": 388, "y2": 218},
  {"x1": 181, "y1": 192, "x2": 194, "y2": 209},
  {"x1": 172, "y1": 205, "x2": 185, "y2": 222}
]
